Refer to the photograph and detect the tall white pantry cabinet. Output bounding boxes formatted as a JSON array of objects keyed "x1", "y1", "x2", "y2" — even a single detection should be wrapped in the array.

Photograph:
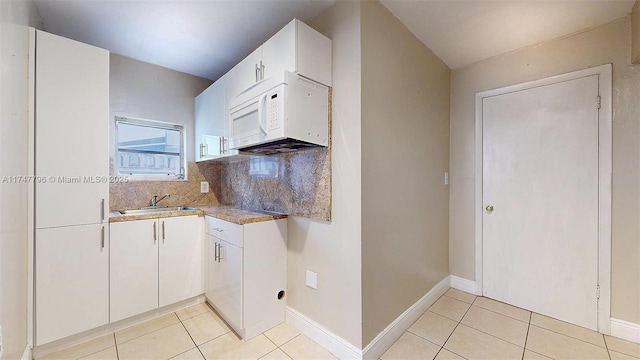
[{"x1": 31, "y1": 30, "x2": 110, "y2": 346}]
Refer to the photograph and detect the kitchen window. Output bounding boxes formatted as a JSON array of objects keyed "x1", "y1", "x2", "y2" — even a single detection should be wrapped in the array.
[{"x1": 115, "y1": 116, "x2": 186, "y2": 180}]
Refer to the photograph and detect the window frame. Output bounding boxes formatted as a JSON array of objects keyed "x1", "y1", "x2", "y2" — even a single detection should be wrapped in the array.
[{"x1": 115, "y1": 116, "x2": 187, "y2": 181}]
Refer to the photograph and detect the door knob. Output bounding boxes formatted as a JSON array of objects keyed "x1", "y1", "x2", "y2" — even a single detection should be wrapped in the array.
[{"x1": 485, "y1": 205, "x2": 494, "y2": 212}]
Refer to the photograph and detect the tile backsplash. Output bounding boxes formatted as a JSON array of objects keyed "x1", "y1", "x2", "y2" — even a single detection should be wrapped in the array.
[
  {"x1": 109, "y1": 161, "x2": 220, "y2": 211},
  {"x1": 197, "y1": 146, "x2": 332, "y2": 221}
]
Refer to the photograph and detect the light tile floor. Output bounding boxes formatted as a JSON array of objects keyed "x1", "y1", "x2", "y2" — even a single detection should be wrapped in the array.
[
  {"x1": 38, "y1": 302, "x2": 336, "y2": 360},
  {"x1": 382, "y1": 288, "x2": 640, "y2": 360},
  {"x1": 38, "y1": 289, "x2": 640, "y2": 360}
]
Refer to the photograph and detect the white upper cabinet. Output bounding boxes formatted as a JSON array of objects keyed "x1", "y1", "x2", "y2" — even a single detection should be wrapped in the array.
[
  {"x1": 226, "y1": 47, "x2": 263, "y2": 101},
  {"x1": 195, "y1": 75, "x2": 238, "y2": 161},
  {"x1": 194, "y1": 19, "x2": 331, "y2": 162},
  {"x1": 227, "y1": 19, "x2": 332, "y2": 100},
  {"x1": 35, "y1": 30, "x2": 109, "y2": 228},
  {"x1": 262, "y1": 19, "x2": 332, "y2": 87}
]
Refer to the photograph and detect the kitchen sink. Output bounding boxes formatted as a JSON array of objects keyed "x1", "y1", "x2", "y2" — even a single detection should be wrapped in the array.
[{"x1": 118, "y1": 206, "x2": 199, "y2": 215}]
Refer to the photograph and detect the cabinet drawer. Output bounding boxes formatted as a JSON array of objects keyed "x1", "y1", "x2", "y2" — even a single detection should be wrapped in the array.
[{"x1": 206, "y1": 216, "x2": 243, "y2": 246}]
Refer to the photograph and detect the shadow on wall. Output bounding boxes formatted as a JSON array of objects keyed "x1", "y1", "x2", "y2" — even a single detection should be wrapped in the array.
[{"x1": 197, "y1": 146, "x2": 332, "y2": 221}]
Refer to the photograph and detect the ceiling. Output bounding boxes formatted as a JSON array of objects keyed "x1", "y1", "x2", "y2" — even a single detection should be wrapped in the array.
[
  {"x1": 33, "y1": 0, "x2": 636, "y2": 81},
  {"x1": 381, "y1": 0, "x2": 635, "y2": 69},
  {"x1": 33, "y1": 0, "x2": 335, "y2": 81}
]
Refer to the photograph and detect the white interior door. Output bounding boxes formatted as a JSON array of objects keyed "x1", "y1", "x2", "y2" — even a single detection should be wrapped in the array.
[{"x1": 482, "y1": 75, "x2": 600, "y2": 330}]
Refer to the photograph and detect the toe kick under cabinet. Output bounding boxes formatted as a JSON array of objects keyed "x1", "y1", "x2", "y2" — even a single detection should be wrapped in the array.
[{"x1": 205, "y1": 216, "x2": 287, "y2": 340}]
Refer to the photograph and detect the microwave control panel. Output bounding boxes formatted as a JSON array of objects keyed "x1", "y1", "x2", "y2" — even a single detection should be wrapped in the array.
[{"x1": 266, "y1": 92, "x2": 281, "y2": 130}]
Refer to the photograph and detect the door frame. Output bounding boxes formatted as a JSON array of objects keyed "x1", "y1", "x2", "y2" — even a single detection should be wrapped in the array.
[{"x1": 474, "y1": 64, "x2": 612, "y2": 334}]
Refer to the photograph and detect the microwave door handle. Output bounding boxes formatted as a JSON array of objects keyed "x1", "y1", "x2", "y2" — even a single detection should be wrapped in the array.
[{"x1": 257, "y1": 93, "x2": 268, "y2": 136}]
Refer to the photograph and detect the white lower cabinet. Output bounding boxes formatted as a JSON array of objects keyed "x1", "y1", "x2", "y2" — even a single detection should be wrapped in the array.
[
  {"x1": 110, "y1": 215, "x2": 203, "y2": 322},
  {"x1": 205, "y1": 216, "x2": 287, "y2": 339},
  {"x1": 36, "y1": 224, "x2": 109, "y2": 345},
  {"x1": 159, "y1": 215, "x2": 204, "y2": 307}
]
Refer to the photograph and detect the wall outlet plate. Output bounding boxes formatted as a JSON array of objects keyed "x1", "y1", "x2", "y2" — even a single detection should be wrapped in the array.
[
  {"x1": 200, "y1": 181, "x2": 209, "y2": 193},
  {"x1": 306, "y1": 270, "x2": 318, "y2": 289}
]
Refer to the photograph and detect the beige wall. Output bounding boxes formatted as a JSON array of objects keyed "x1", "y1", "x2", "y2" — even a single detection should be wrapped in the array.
[
  {"x1": 360, "y1": 0, "x2": 451, "y2": 346},
  {"x1": 109, "y1": 54, "x2": 211, "y2": 163},
  {"x1": 109, "y1": 55, "x2": 218, "y2": 210},
  {"x1": 287, "y1": 0, "x2": 363, "y2": 348},
  {"x1": 633, "y1": 0, "x2": 640, "y2": 63},
  {"x1": 450, "y1": 17, "x2": 640, "y2": 324},
  {"x1": 0, "y1": 1, "x2": 42, "y2": 358}
]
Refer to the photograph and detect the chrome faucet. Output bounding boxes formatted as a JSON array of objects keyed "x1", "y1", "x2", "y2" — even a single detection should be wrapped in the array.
[{"x1": 150, "y1": 194, "x2": 170, "y2": 207}]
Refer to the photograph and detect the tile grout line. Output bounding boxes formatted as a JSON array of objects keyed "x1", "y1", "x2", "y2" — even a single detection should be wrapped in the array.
[
  {"x1": 113, "y1": 333, "x2": 120, "y2": 360},
  {"x1": 528, "y1": 323, "x2": 610, "y2": 350},
  {"x1": 176, "y1": 312, "x2": 202, "y2": 360},
  {"x1": 115, "y1": 313, "x2": 182, "y2": 347},
  {"x1": 521, "y1": 311, "x2": 532, "y2": 360},
  {"x1": 431, "y1": 294, "x2": 477, "y2": 360},
  {"x1": 603, "y1": 334, "x2": 612, "y2": 360},
  {"x1": 276, "y1": 334, "x2": 301, "y2": 360},
  {"x1": 471, "y1": 302, "x2": 530, "y2": 324}
]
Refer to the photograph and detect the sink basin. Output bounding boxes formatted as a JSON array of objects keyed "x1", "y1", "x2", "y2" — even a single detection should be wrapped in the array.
[{"x1": 118, "y1": 206, "x2": 199, "y2": 215}]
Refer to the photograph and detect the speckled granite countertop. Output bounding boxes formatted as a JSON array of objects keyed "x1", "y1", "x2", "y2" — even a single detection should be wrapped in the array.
[
  {"x1": 109, "y1": 206, "x2": 287, "y2": 224},
  {"x1": 200, "y1": 206, "x2": 287, "y2": 225},
  {"x1": 109, "y1": 208, "x2": 205, "y2": 222}
]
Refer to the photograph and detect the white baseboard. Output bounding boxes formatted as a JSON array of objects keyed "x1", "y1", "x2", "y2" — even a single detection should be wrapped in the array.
[
  {"x1": 450, "y1": 275, "x2": 479, "y2": 295},
  {"x1": 21, "y1": 345, "x2": 32, "y2": 360},
  {"x1": 287, "y1": 276, "x2": 452, "y2": 359},
  {"x1": 362, "y1": 276, "x2": 450, "y2": 360},
  {"x1": 33, "y1": 296, "x2": 205, "y2": 358},
  {"x1": 611, "y1": 318, "x2": 640, "y2": 344},
  {"x1": 286, "y1": 307, "x2": 362, "y2": 360}
]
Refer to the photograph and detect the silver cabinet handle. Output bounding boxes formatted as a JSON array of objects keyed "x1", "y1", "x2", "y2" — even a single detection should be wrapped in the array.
[
  {"x1": 100, "y1": 226, "x2": 105, "y2": 250},
  {"x1": 162, "y1": 221, "x2": 165, "y2": 243},
  {"x1": 153, "y1": 222, "x2": 157, "y2": 243},
  {"x1": 213, "y1": 227, "x2": 224, "y2": 233},
  {"x1": 219, "y1": 243, "x2": 224, "y2": 261},
  {"x1": 199, "y1": 143, "x2": 203, "y2": 158},
  {"x1": 219, "y1": 137, "x2": 223, "y2": 155},
  {"x1": 255, "y1": 63, "x2": 260, "y2": 82},
  {"x1": 214, "y1": 242, "x2": 219, "y2": 262},
  {"x1": 260, "y1": 61, "x2": 265, "y2": 80},
  {"x1": 486, "y1": 205, "x2": 494, "y2": 212},
  {"x1": 100, "y1": 198, "x2": 105, "y2": 221}
]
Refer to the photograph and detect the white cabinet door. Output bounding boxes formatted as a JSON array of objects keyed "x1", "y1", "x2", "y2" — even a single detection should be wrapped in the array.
[
  {"x1": 195, "y1": 74, "x2": 237, "y2": 161},
  {"x1": 226, "y1": 47, "x2": 262, "y2": 102},
  {"x1": 262, "y1": 20, "x2": 296, "y2": 80},
  {"x1": 159, "y1": 215, "x2": 203, "y2": 307},
  {"x1": 205, "y1": 234, "x2": 220, "y2": 302},
  {"x1": 214, "y1": 240, "x2": 243, "y2": 330},
  {"x1": 195, "y1": 78, "x2": 225, "y2": 161},
  {"x1": 262, "y1": 20, "x2": 332, "y2": 87},
  {"x1": 110, "y1": 219, "x2": 159, "y2": 322},
  {"x1": 36, "y1": 224, "x2": 109, "y2": 345},
  {"x1": 35, "y1": 30, "x2": 109, "y2": 228}
]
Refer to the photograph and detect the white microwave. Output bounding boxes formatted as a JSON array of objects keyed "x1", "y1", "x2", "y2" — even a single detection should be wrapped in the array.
[{"x1": 228, "y1": 70, "x2": 329, "y2": 154}]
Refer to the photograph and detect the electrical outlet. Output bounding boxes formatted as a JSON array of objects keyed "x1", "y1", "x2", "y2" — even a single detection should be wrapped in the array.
[
  {"x1": 200, "y1": 181, "x2": 209, "y2": 193},
  {"x1": 306, "y1": 270, "x2": 318, "y2": 289},
  {"x1": 444, "y1": 171, "x2": 449, "y2": 185}
]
